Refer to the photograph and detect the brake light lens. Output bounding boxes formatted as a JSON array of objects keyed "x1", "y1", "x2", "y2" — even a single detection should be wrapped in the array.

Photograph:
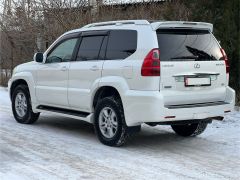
[
  {"x1": 220, "y1": 48, "x2": 230, "y2": 73},
  {"x1": 141, "y1": 49, "x2": 160, "y2": 76}
]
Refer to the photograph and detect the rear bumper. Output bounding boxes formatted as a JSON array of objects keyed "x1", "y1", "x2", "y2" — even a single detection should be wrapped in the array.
[{"x1": 123, "y1": 86, "x2": 235, "y2": 126}]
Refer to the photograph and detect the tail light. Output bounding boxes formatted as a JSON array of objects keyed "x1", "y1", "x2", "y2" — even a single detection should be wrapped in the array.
[
  {"x1": 220, "y1": 48, "x2": 230, "y2": 73},
  {"x1": 141, "y1": 49, "x2": 160, "y2": 76}
]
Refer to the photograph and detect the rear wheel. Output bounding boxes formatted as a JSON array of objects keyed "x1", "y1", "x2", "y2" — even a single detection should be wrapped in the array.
[
  {"x1": 12, "y1": 84, "x2": 40, "y2": 124},
  {"x1": 171, "y1": 122, "x2": 208, "y2": 137},
  {"x1": 94, "y1": 96, "x2": 129, "y2": 146}
]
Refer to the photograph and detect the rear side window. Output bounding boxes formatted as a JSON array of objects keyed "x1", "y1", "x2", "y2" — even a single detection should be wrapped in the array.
[
  {"x1": 77, "y1": 36, "x2": 104, "y2": 61},
  {"x1": 157, "y1": 29, "x2": 223, "y2": 61},
  {"x1": 106, "y1": 30, "x2": 137, "y2": 60}
]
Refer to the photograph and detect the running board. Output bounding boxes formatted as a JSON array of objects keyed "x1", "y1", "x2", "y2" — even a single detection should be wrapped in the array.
[{"x1": 37, "y1": 105, "x2": 90, "y2": 118}]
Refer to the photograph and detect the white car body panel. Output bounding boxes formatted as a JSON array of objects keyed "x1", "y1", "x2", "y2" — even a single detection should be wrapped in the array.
[
  {"x1": 122, "y1": 87, "x2": 235, "y2": 126},
  {"x1": 9, "y1": 62, "x2": 39, "y2": 105},
  {"x1": 36, "y1": 62, "x2": 70, "y2": 107},
  {"x1": 68, "y1": 60, "x2": 104, "y2": 111},
  {"x1": 160, "y1": 60, "x2": 227, "y2": 105}
]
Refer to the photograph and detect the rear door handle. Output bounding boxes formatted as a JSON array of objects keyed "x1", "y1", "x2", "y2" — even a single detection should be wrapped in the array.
[
  {"x1": 90, "y1": 65, "x2": 99, "y2": 71},
  {"x1": 60, "y1": 66, "x2": 68, "y2": 71}
]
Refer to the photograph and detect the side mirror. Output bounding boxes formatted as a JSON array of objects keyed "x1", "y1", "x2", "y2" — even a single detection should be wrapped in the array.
[{"x1": 34, "y1": 52, "x2": 44, "y2": 63}]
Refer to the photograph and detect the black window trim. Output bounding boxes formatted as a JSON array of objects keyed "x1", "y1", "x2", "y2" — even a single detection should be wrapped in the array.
[
  {"x1": 99, "y1": 35, "x2": 109, "y2": 60},
  {"x1": 81, "y1": 30, "x2": 109, "y2": 37}
]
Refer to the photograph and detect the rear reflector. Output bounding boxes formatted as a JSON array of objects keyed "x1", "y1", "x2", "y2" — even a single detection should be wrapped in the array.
[
  {"x1": 220, "y1": 48, "x2": 230, "y2": 74},
  {"x1": 141, "y1": 49, "x2": 160, "y2": 76}
]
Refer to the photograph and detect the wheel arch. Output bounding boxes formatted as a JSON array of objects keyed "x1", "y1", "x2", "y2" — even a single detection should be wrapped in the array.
[
  {"x1": 92, "y1": 86, "x2": 122, "y2": 110},
  {"x1": 10, "y1": 79, "x2": 29, "y2": 100},
  {"x1": 10, "y1": 73, "x2": 37, "y2": 106}
]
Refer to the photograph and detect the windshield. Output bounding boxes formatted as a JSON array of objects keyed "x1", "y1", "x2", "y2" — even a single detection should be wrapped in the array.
[{"x1": 157, "y1": 29, "x2": 223, "y2": 61}]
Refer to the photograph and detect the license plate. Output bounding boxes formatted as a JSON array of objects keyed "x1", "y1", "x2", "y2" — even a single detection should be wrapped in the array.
[{"x1": 185, "y1": 77, "x2": 211, "y2": 87}]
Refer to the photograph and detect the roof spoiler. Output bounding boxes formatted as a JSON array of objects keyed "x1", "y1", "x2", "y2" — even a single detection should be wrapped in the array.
[{"x1": 151, "y1": 21, "x2": 213, "y2": 32}]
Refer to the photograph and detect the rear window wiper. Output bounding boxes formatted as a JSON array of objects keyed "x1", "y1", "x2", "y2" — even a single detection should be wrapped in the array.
[{"x1": 170, "y1": 56, "x2": 199, "y2": 60}]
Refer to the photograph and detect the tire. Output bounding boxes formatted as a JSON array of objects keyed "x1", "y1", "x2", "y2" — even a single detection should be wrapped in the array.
[
  {"x1": 171, "y1": 122, "x2": 208, "y2": 137},
  {"x1": 94, "y1": 96, "x2": 129, "y2": 146},
  {"x1": 12, "y1": 84, "x2": 40, "y2": 124}
]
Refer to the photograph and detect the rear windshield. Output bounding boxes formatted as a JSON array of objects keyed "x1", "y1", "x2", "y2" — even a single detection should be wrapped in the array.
[{"x1": 157, "y1": 29, "x2": 223, "y2": 61}]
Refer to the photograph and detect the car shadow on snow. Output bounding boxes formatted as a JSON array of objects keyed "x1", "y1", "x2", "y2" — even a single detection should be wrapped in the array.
[
  {"x1": 36, "y1": 114, "x2": 96, "y2": 137},
  {"x1": 35, "y1": 114, "x2": 204, "y2": 148},
  {"x1": 126, "y1": 126, "x2": 194, "y2": 148}
]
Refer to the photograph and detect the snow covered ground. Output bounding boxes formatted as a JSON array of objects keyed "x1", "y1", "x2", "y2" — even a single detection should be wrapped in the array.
[{"x1": 0, "y1": 87, "x2": 239, "y2": 180}]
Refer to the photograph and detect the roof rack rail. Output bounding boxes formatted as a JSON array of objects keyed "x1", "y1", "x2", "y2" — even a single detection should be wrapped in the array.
[{"x1": 83, "y1": 20, "x2": 150, "y2": 28}]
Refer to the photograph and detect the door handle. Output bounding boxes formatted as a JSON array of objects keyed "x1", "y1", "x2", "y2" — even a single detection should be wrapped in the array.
[
  {"x1": 90, "y1": 65, "x2": 99, "y2": 71},
  {"x1": 60, "y1": 66, "x2": 68, "y2": 71}
]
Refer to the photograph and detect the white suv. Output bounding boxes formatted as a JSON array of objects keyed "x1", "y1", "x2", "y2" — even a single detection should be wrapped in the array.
[{"x1": 9, "y1": 20, "x2": 235, "y2": 146}]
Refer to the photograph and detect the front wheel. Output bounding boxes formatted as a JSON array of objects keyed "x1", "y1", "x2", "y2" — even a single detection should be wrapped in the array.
[
  {"x1": 171, "y1": 122, "x2": 208, "y2": 137},
  {"x1": 12, "y1": 84, "x2": 40, "y2": 124},
  {"x1": 94, "y1": 97, "x2": 129, "y2": 146}
]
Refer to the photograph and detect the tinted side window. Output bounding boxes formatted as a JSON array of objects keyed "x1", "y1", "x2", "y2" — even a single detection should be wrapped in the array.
[
  {"x1": 157, "y1": 29, "x2": 222, "y2": 61},
  {"x1": 76, "y1": 36, "x2": 104, "y2": 61},
  {"x1": 47, "y1": 38, "x2": 78, "y2": 63},
  {"x1": 106, "y1": 30, "x2": 137, "y2": 60}
]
